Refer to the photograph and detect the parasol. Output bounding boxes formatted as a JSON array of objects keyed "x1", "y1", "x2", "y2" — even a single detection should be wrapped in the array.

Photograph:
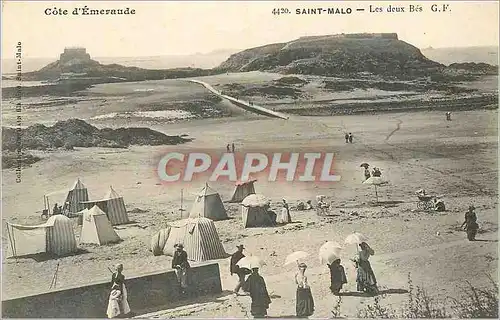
[
  {"x1": 319, "y1": 242, "x2": 343, "y2": 264},
  {"x1": 360, "y1": 163, "x2": 370, "y2": 169},
  {"x1": 284, "y1": 251, "x2": 309, "y2": 266},
  {"x1": 237, "y1": 256, "x2": 266, "y2": 270},
  {"x1": 345, "y1": 232, "x2": 368, "y2": 245}
]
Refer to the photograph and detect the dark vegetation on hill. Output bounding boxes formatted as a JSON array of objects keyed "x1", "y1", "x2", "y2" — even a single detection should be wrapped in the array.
[
  {"x1": 2, "y1": 118, "x2": 191, "y2": 154},
  {"x1": 217, "y1": 34, "x2": 445, "y2": 79}
]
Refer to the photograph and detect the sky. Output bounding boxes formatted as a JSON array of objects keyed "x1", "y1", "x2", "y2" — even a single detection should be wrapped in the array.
[{"x1": 2, "y1": 1, "x2": 499, "y2": 59}]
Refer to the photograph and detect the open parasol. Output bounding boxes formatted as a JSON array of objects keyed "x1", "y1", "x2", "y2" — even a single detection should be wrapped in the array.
[
  {"x1": 284, "y1": 251, "x2": 309, "y2": 266},
  {"x1": 345, "y1": 232, "x2": 368, "y2": 245},
  {"x1": 319, "y1": 241, "x2": 343, "y2": 264},
  {"x1": 360, "y1": 163, "x2": 370, "y2": 169},
  {"x1": 237, "y1": 256, "x2": 266, "y2": 270}
]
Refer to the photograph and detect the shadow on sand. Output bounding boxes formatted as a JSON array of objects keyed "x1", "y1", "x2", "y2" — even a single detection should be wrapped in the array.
[
  {"x1": 134, "y1": 290, "x2": 235, "y2": 316},
  {"x1": 340, "y1": 288, "x2": 408, "y2": 297},
  {"x1": 6, "y1": 248, "x2": 91, "y2": 263},
  {"x1": 474, "y1": 239, "x2": 498, "y2": 243}
]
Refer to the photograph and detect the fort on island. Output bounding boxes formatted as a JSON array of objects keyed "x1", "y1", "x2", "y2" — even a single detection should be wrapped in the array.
[{"x1": 59, "y1": 47, "x2": 91, "y2": 63}]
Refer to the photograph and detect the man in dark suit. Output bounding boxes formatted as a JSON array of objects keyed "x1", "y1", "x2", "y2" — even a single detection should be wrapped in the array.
[
  {"x1": 230, "y1": 244, "x2": 248, "y2": 295},
  {"x1": 172, "y1": 244, "x2": 190, "y2": 295}
]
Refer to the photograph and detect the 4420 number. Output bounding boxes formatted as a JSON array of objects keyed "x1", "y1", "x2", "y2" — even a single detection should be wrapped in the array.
[{"x1": 272, "y1": 8, "x2": 291, "y2": 15}]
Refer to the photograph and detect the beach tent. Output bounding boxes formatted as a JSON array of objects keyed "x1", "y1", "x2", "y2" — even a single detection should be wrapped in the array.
[
  {"x1": 241, "y1": 194, "x2": 273, "y2": 228},
  {"x1": 152, "y1": 217, "x2": 228, "y2": 261},
  {"x1": 80, "y1": 206, "x2": 121, "y2": 245},
  {"x1": 229, "y1": 179, "x2": 257, "y2": 203},
  {"x1": 62, "y1": 178, "x2": 89, "y2": 214},
  {"x1": 80, "y1": 186, "x2": 129, "y2": 225},
  {"x1": 6, "y1": 215, "x2": 77, "y2": 257},
  {"x1": 189, "y1": 183, "x2": 227, "y2": 220}
]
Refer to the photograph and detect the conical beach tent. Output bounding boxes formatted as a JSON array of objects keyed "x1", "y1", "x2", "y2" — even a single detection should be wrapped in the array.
[
  {"x1": 189, "y1": 183, "x2": 227, "y2": 220},
  {"x1": 241, "y1": 194, "x2": 273, "y2": 228},
  {"x1": 63, "y1": 178, "x2": 89, "y2": 214},
  {"x1": 153, "y1": 217, "x2": 228, "y2": 261},
  {"x1": 229, "y1": 179, "x2": 256, "y2": 203},
  {"x1": 80, "y1": 206, "x2": 121, "y2": 245},
  {"x1": 80, "y1": 186, "x2": 129, "y2": 225},
  {"x1": 6, "y1": 215, "x2": 77, "y2": 257}
]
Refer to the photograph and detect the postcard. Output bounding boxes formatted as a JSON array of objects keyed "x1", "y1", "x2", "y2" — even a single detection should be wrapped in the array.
[{"x1": 1, "y1": 1, "x2": 498, "y2": 318}]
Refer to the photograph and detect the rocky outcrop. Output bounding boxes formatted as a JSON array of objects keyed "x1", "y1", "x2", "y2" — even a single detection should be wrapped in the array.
[
  {"x1": 2, "y1": 119, "x2": 191, "y2": 151},
  {"x1": 218, "y1": 33, "x2": 443, "y2": 78}
]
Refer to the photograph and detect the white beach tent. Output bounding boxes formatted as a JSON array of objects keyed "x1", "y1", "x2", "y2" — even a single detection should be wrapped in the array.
[
  {"x1": 79, "y1": 206, "x2": 121, "y2": 245},
  {"x1": 241, "y1": 194, "x2": 273, "y2": 228},
  {"x1": 6, "y1": 215, "x2": 77, "y2": 257},
  {"x1": 151, "y1": 217, "x2": 228, "y2": 261},
  {"x1": 80, "y1": 186, "x2": 129, "y2": 225},
  {"x1": 229, "y1": 179, "x2": 257, "y2": 203},
  {"x1": 189, "y1": 183, "x2": 227, "y2": 221}
]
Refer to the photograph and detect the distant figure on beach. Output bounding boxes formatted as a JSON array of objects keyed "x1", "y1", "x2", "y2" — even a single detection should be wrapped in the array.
[
  {"x1": 372, "y1": 167, "x2": 381, "y2": 177},
  {"x1": 446, "y1": 112, "x2": 452, "y2": 121},
  {"x1": 348, "y1": 133, "x2": 353, "y2": 143},
  {"x1": 352, "y1": 242, "x2": 378, "y2": 295},
  {"x1": 278, "y1": 199, "x2": 292, "y2": 224},
  {"x1": 52, "y1": 203, "x2": 62, "y2": 215},
  {"x1": 243, "y1": 267, "x2": 272, "y2": 318},
  {"x1": 172, "y1": 244, "x2": 190, "y2": 295},
  {"x1": 232, "y1": 143, "x2": 235, "y2": 153},
  {"x1": 328, "y1": 259, "x2": 347, "y2": 295},
  {"x1": 230, "y1": 245, "x2": 249, "y2": 295},
  {"x1": 344, "y1": 133, "x2": 349, "y2": 143},
  {"x1": 461, "y1": 205, "x2": 479, "y2": 241},
  {"x1": 227, "y1": 144, "x2": 231, "y2": 153},
  {"x1": 108, "y1": 263, "x2": 131, "y2": 318},
  {"x1": 364, "y1": 168, "x2": 371, "y2": 181},
  {"x1": 295, "y1": 263, "x2": 314, "y2": 318}
]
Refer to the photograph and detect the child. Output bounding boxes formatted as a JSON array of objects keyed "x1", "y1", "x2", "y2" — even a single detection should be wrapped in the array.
[
  {"x1": 106, "y1": 284, "x2": 122, "y2": 319},
  {"x1": 328, "y1": 259, "x2": 347, "y2": 295}
]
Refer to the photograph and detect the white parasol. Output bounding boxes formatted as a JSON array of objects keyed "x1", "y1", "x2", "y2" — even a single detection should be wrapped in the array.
[
  {"x1": 319, "y1": 242, "x2": 343, "y2": 265},
  {"x1": 363, "y1": 176, "x2": 388, "y2": 202},
  {"x1": 237, "y1": 256, "x2": 266, "y2": 270},
  {"x1": 284, "y1": 251, "x2": 309, "y2": 266},
  {"x1": 344, "y1": 232, "x2": 368, "y2": 245}
]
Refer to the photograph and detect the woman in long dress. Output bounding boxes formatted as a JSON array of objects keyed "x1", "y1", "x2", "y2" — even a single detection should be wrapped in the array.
[
  {"x1": 295, "y1": 263, "x2": 314, "y2": 318},
  {"x1": 106, "y1": 284, "x2": 122, "y2": 318},
  {"x1": 278, "y1": 199, "x2": 292, "y2": 224},
  {"x1": 109, "y1": 264, "x2": 131, "y2": 317},
  {"x1": 352, "y1": 242, "x2": 378, "y2": 295},
  {"x1": 461, "y1": 205, "x2": 479, "y2": 241},
  {"x1": 328, "y1": 259, "x2": 347, "y2": 295},
  {"x1": 243, "y1": 267, "x2": 272, "y2": 318}
]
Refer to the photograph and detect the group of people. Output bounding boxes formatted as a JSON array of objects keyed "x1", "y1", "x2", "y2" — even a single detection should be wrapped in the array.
[
  {"x1": 226, "y1": 143, "x2": 236, "y2": 153},
  {"x1": 106, "y1": 244, "x2": 190, "y2": 318},
  {"x1": 344, "y1": 132, "x2": 354, "y2": 143},
  {"x1": 362, "y1": 164, "x2": 382, "y2": 181},
  {"x1": 229, "y1": 241, "x2": 378, "y2": 318}
]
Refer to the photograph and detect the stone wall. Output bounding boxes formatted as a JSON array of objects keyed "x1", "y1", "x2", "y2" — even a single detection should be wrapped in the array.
[{"x1": 2, "y1": 262, "x2": 222, "y2": 318}]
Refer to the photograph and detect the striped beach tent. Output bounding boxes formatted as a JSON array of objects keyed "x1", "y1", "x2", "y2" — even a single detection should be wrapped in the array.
[
  {"x1": 159, "y1": 217, "x2": 228, "y2": 262},
  {"x1": 80, "y1": 186, "x2": 129, "y2": 225},
  {"x1": 189, "y1": 183, "x2": 227, "y2": 221},
  {"x1": 6, "y1": 215, "x2": 77, "y2": 257},
  {"x1": 241, "y1": 194, "x2": 273, "y2": 228},
  {"x1": 229, "y1": 179, "x2": 257, "y2": 203},
  {"x1": 63, "y1": 178, "x2": 89, "y2": 214}
]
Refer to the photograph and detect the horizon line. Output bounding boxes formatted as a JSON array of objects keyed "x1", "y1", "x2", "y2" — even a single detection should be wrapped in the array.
[{"x1": 4, "y1": 44, "x2": 499, "y2": 61}]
